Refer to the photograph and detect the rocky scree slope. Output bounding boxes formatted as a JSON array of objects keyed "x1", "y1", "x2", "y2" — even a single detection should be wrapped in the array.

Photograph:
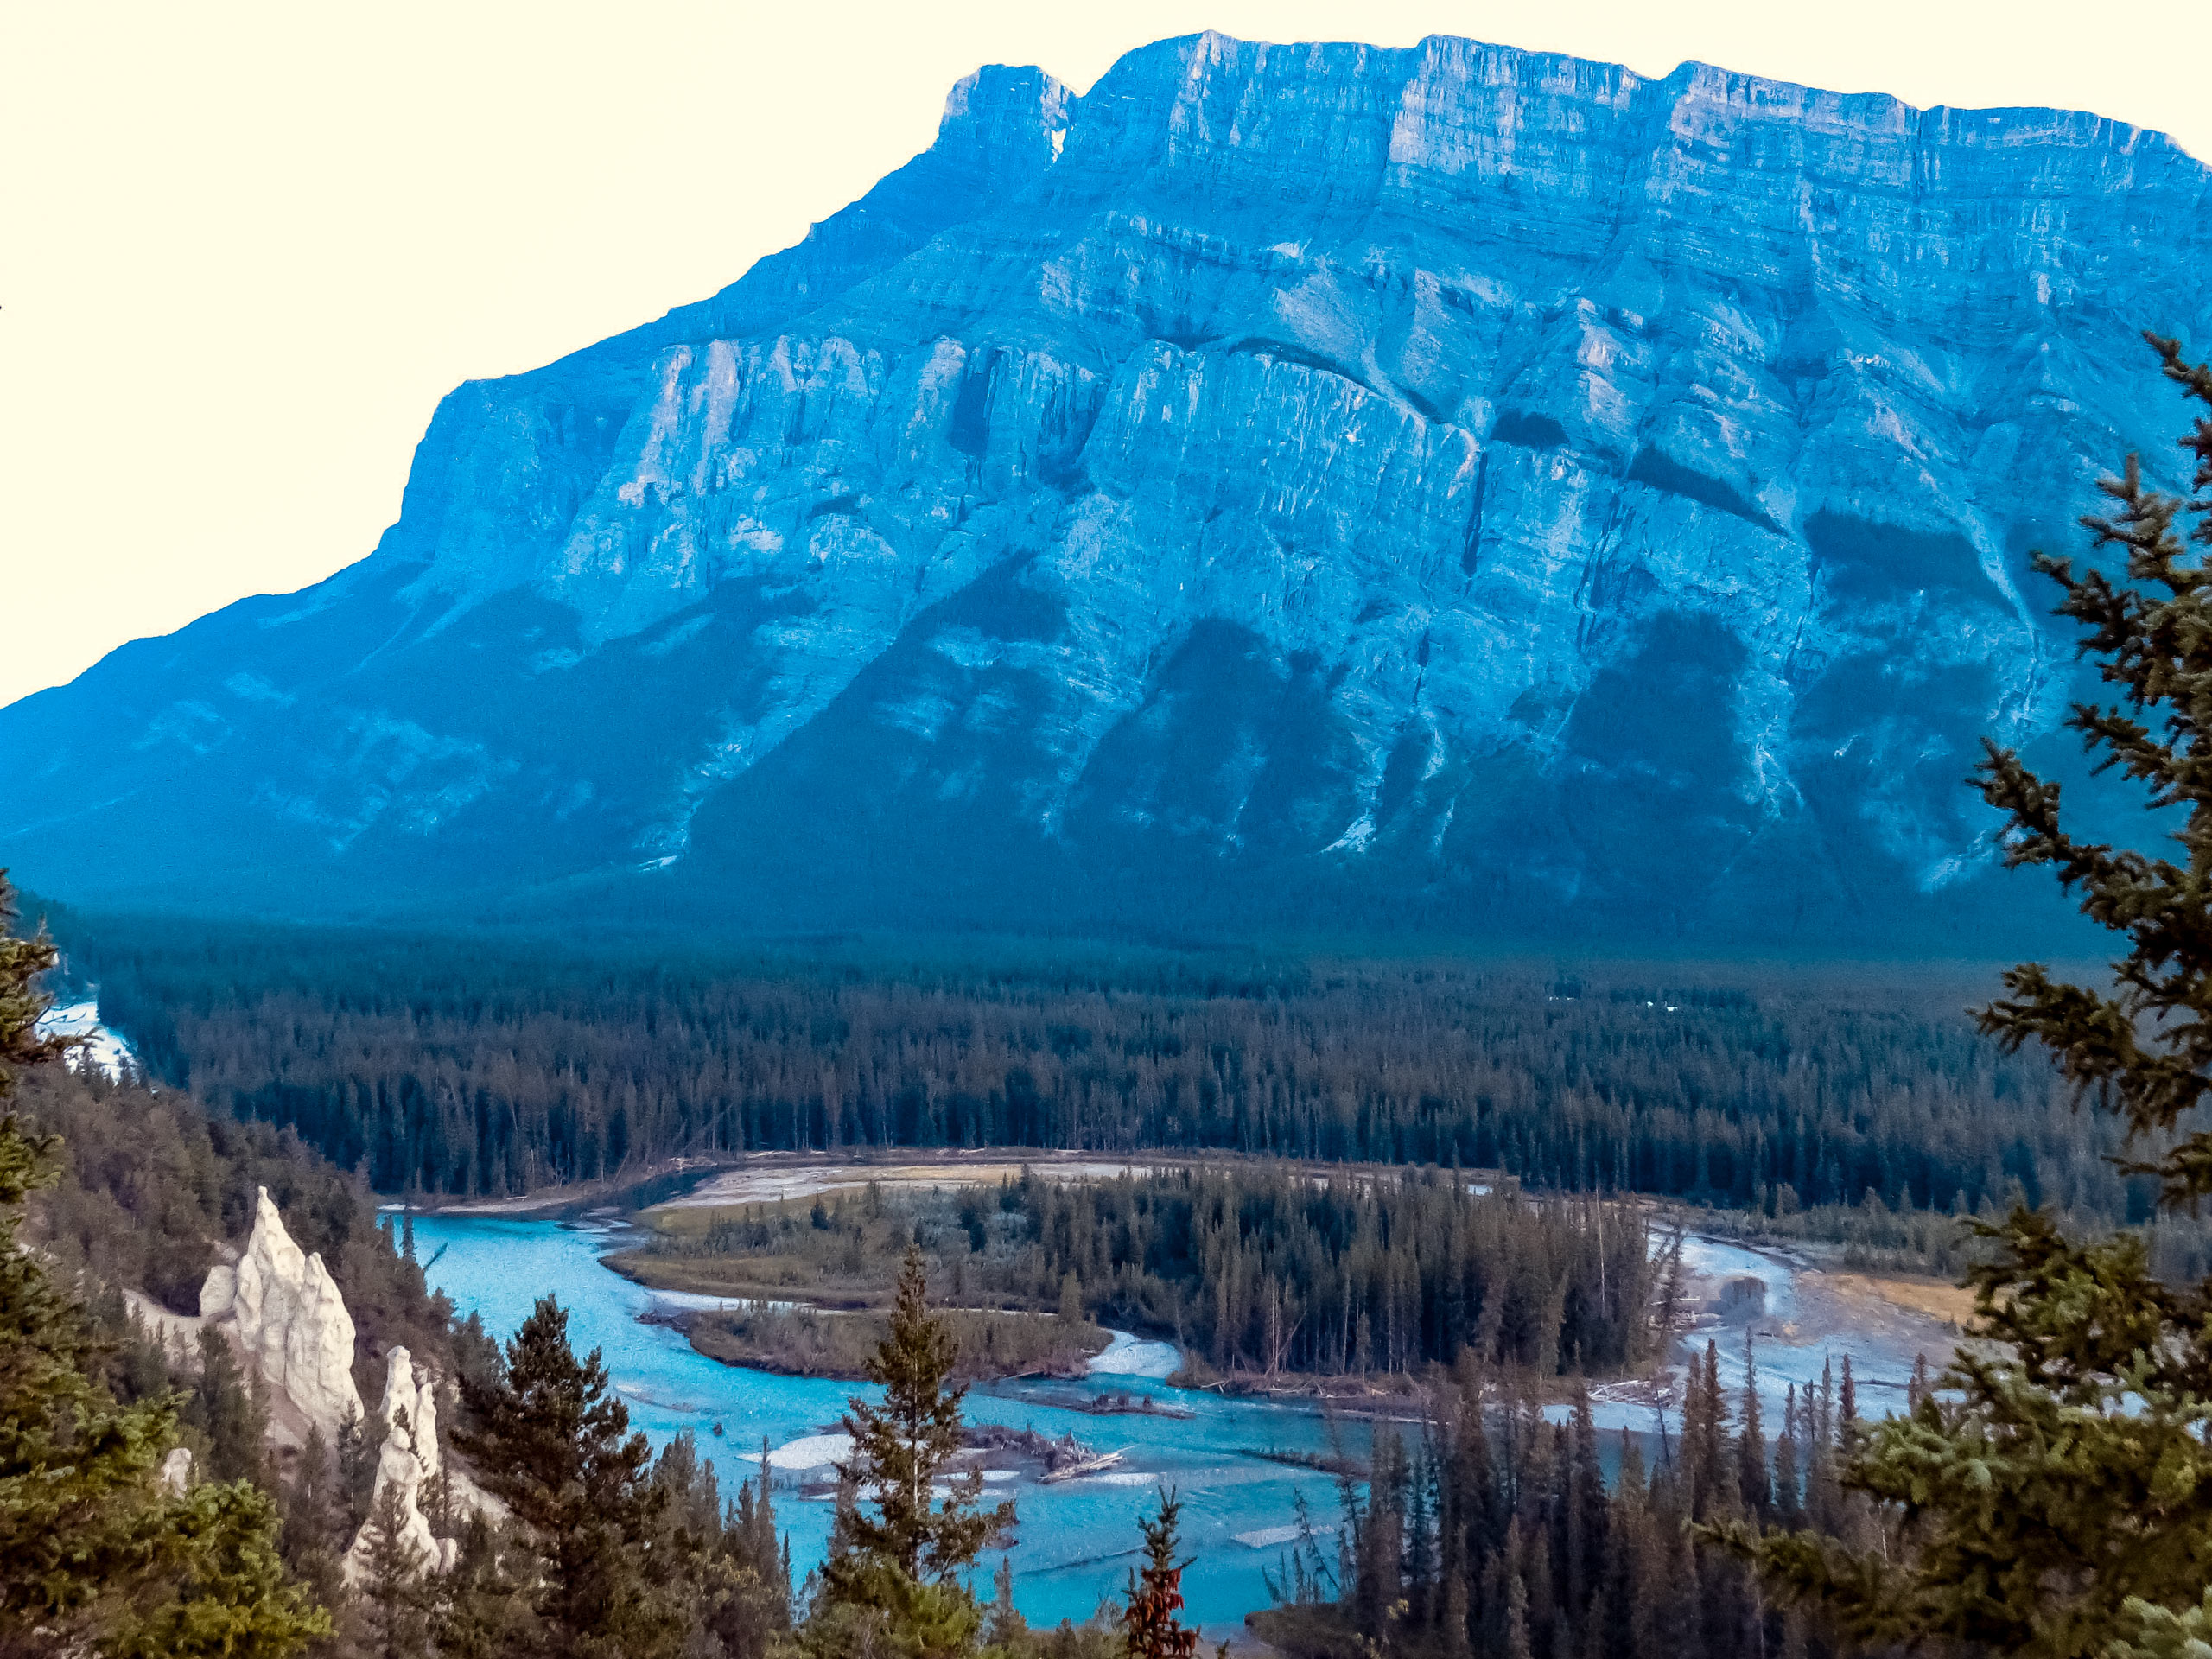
[{"x1": 5, "y1": 33, "x2": 2209, "y2": 945}]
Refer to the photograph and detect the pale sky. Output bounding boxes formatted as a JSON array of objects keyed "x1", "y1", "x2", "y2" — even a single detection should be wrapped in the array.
[{"x1": 5, "y1": 1, "x2": 2209, "y2": 709}]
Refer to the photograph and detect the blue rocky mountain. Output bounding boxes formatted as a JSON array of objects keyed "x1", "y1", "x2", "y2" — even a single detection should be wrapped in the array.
[{"x1": 6, "y1": 32, "x2": 2209, "y2": 947}]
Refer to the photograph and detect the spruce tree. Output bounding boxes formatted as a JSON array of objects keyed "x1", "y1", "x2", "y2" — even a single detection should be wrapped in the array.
[
  {"x1": 981, "y1": 1556, "x2": 1025, "y2": 1656},
  {"x1": 0, "y1": 874, "x2": 327, "y2": 1656},
  {"x1": 349, "y1": 1479, "x2": 435, "y2": 1659},
  {"x1": 1122, "y1": 1491, "x2": 1208, "y2": 1659},
  {"x1": 185, "y1": 1323, "x2": 270, "y2": 1484},
  {"x1": 453, "y1": 1294, "x2": 681, "y2": 1659},
  {"x1": 809, "y1": 1245, "x2": 1014, "y2": 1659},
  {"x1": 337, "y1": 1405, "x2": 383, "y2": 1532},
  {"x1": 1728, "y1": 337, "x2": 2212, "y2": 1658}
]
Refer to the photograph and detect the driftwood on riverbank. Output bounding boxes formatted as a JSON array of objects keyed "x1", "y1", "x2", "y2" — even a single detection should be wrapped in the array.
[
  {"x1": 1038, "y1": 1451, "x2": 1126, "y2": 1483},
  {"x1": 963, "y1": 1423, "x2": 1123, "y2": 1478}
]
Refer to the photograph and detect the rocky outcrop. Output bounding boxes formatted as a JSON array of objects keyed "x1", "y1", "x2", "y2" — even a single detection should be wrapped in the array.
[
  {"x1": 3, "y1": 34, "x2": 2208, "y2": 947},
  {"x1": 200, "y1": 1187, "x2": 364, "y2": 1442},
  {"x1": 344, "y1": 1346, "x2": 458, "y2": 1579}
]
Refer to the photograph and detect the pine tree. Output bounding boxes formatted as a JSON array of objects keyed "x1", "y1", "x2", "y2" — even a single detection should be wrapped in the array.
[
  {"x1": 185, "y1": 1322, "x2": 269, "y2": 1483},
  {"x1": 809, "y1": 1244, "x2": 1014, "y2": 1659},
  {"x1": 1564, "y1": 1384, "x2": 1605, "y2": 1616},
  {"x1": 1123, "y1": 1490, "x2": 1212, "y2": 1659},
  {"x1": 429, "y1": 1509, "x2": 531, "y2": 1658},
  {"x1": 452, "y1": 1293, "x2": 681, "y2": 1659},
  {"x1": 350, "y1": 1478, "x2": 435, "y2": 1659},
  {"x1": 1502, "y1": 1567, "x2": 1533, "y2": 1659},
  {"x1": 338, "y1": 1404, "x2": 384, "y2": 1532},
  {"x1": 1735, "y1": 1337, "x2": 1768, "y2": 1521},
  {"x1": 982, "y1": 1555, "x2": 1026, "y2": 1656},
  {"x1": 281, "y1": 1422, "x2": 349, "y2": 1617},
  {"x1": 0, "y1": 874, "x2": 327, "y2": 1657},
  {"x1": 651, "y1": 1428, "x2": 722, "y2": 1546},
  {"x1": 1770, "y1": 1388, "x2": 1802, "y2": 1533},
  {"x1": 705, "y1": 1441, "x2": 793, "y2": 1659},
  {"x1": 1730, "y1": 338, "x2": 2212, "y2": 1658}
]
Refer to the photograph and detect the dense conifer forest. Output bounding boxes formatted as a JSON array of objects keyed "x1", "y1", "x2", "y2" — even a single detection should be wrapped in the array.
[
  {"x1": 50, "y1": 909, "x2": 2133, "y2": 1221},
  {"x1": 1262, "y1": 1348, "x2": 1883, "y2": 1659},
  {"x1": 1015, "y1": 1168, "x2": 1658, "y2": 1378},
  {"x1": 627, "y1": 1166, "x2": 1658, "y2": 1380}
]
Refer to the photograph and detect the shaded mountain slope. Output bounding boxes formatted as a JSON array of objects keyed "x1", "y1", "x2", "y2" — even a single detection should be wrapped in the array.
[{"x1": 5, "y1": 34, "x2": 2209, "y2": 947}]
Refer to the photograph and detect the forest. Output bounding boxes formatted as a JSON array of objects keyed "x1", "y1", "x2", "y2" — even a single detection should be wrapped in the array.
[
  {"x1": 44, "y1": 905, "x2": 2133, "y2": 1225},
  {"x1": 1265, "y1": 1346, "x2": 1886, "y2": 1659},
  {"x1": 14, "y1": 1059, "x2": 461, "y2": 1375},
  {"x1": 623, "y1": 1165, "x2": 1659, "y2": 1381}
]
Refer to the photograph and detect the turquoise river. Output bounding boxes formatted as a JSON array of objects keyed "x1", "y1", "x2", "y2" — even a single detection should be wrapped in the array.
[{"x1": 414, "y1": 1214, "x2": 1370, "y2": 1637}]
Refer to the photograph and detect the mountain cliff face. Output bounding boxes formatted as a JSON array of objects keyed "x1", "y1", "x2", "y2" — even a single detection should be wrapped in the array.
[{"x1": 7, "y1": 33, "x2": 2210, "y2": 946}]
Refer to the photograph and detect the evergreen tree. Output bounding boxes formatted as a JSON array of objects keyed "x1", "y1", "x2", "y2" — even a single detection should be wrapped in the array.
[
  {"x1": 810, "y1": 1245, "x2": 1014, "y2": 1659},
  {"x1": 1502, "y1": 1567, "x2": 1532, "y2": 1659},
  {"x1": 1730, "y1": 338, "x2": 2212, "y2": 1658},
  {"x1": 719, "y1": 1434, "x2": 793, "y2": 1656},
  {"x1": 1735, "y1": 1338, "x2": 1768, "y2": 1521},
  {"x1": 280, "y1": 1423, "x2": 350, "y2": 1620},
  {"x1": 452, "y1": 1294, "x2": 681, "y2": 1659},
  {"x1": 338, "y1": 1406, "x2": 384, "y2": 1532},
  {"x1": 0, "y1": 874, "x2": 327, "y2": 1656},
  {"x1": 650, "y1": 1428, "x2": 722, "y2": 1546},
  {"x1": 350, "y1": 1478, "x2": 435, "y2": 1659},
  {"x1": 982, "y1": 1556, "x2": 1026, "y2": 1656},
  {"x1": 1122, "y1": 1491, "x2": 1205, "y2": 1659},
  {"x1": 428, "y1": 1510, "x2": 531, "y2": 1659},
  {"x1": 184, "y1": 1323, "x2": 269, "y2": 1484}
]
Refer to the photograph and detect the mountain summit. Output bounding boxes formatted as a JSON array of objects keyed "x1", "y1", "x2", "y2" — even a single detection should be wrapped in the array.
[{"x1": 7, "y1": 33, "x2": 2209, "y2": 944}]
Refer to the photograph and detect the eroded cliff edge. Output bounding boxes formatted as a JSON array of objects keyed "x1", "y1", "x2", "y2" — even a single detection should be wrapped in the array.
[{"x1": 5, "y1": 33, "x2": 2207, "y2": 945}]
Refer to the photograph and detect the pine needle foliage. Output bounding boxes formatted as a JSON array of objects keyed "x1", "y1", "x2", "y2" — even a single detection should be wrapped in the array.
[
  {"x1": 451, "y1": 1294, "x2": 682, "y2": 1659},
  {"x1": 0, "y1": 874, "x2": 327, "y2": 1657},
  {"x1": 1974, "y1": 335, "x2": 2212, "y2": 1205},
  {"x1": 1726, "y1": 337, "x2": 2212, "y2": 1658},
  {"x1": 1121, "y1": 1491, "x2": 1214, "y2": 1659},
  {"x1": 349, "y1": 1479, "x2": 435, "y2": 1659},
  {"x1": 830, "y1": 1245, "x2": 1014, "y2": 1586},
  {"x1": 810, "y1": 1245, "x2": 1014, "y2": 1659}
]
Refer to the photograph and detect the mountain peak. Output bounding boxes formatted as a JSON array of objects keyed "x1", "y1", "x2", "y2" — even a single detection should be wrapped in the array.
[
  {"x1": 937, "y1": 62, "x2": 1070, "y2": 172},
  {"x1": 4, "y1": 32, "x2": 2206, "y2": 946}
]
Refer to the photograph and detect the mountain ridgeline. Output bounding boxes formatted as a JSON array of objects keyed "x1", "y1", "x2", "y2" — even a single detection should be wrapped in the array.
[{"x1": 3, "y1": 32, "x2": 2208, "y2": 945}]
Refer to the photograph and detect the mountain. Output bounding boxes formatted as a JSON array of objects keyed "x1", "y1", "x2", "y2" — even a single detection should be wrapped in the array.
[{"x1": 5, "y1": 32, "x2": 2209, "y2": 947}]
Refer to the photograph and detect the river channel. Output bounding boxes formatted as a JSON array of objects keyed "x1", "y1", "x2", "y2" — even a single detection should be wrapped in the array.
[
  {"x1": 413, "y1": 1214, "x2": 1363, "y2": 1634},
  {"x1": 413, "y1": 1212, "x2": 1961, "y2": 1633}
]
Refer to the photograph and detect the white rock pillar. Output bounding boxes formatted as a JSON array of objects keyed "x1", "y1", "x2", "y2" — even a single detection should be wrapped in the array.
[
  {"x1": 344, "y1": 1346, "x2": 458, "y2": 1580},
  {"x1": 197, "y1": 1186, "x2": 365, "y2": 1441}
]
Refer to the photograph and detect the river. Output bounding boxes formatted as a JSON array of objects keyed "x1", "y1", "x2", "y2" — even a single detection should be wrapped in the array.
[
  {"x1": 413, "y1": 1214, "x2": 1363, "y2": 1634},
  {"x1": 413, "y1": 1213, "x2": 1960, "y2": 1633}
]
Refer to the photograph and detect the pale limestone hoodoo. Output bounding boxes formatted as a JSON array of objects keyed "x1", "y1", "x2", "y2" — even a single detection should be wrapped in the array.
[
  {"x1": 344, "y1": 1345, "x2": 459, "y2": 1580},
  {"x1": 199, "y1": 1185, "x2": 364, "y2": 1442}
]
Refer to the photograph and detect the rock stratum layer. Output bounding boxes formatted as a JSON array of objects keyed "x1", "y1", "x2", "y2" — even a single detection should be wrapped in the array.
[{"x1": 6, "y1": 33, "x2": 2210, "y2": 945}]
